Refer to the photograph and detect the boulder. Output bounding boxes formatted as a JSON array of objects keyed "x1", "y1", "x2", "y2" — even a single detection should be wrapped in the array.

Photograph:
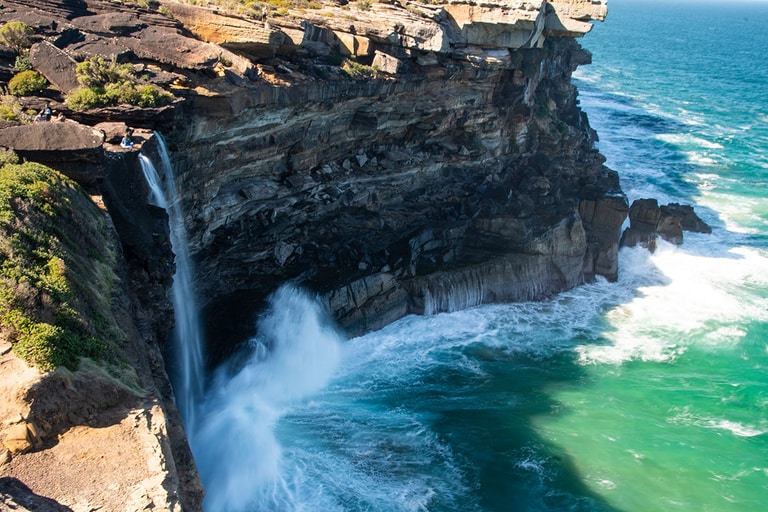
[
  {"x1": 70, "y1": 12, "x2": 145, "y2": 36},
  {"x1": 664, "y1": 203, "x2": 712, "y2": 233},
  {"x1": 28, "y1": 41, "x2": 80, "y2": 93},
  {"x1": 0, "y1": 121, "x2": 104, "y2": 153},
  {"x1": 372, "y1": 51, "x2": 403, "y2": 75},
  {"x1": 2, "y1": 423, "x2": 32, "y2": 454},
  {"x1": 579, "y1": 194, "x2": 629, "y2": 281},
  {"x1": 657, "y1": 206, "x2": 683, "y2": 245},
  {"x1": 620, "y1": 198, "x2": 711, "y2": 251}
]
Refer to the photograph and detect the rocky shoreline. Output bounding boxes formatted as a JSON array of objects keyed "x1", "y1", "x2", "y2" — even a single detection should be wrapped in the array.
[{"x1": 0, "y1": 1, "x2": 708, "y2": 510}]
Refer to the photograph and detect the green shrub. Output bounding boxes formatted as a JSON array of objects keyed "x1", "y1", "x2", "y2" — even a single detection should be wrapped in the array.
[
  {"x1": 13, "y1": 55, "x2": 31, "y2": 71},
  {"x1": 104, "y1": 80, "x2": 141, "y2": 105},
  {"x1": 0, "y1": 105, "x2": 19, "y2": 122},
  {"x1": 66, "y1": 87, "x2": 102, "y2": 111},
  {"x1": 135, "y1": 84, "x2": 172, "y2": 107},
  {"x1": 0, "y1": 95, "x2": 31, "y2": 123},
  {"x1": 0, "y1": 21, "x2": 33, "y2": 54},
  {"x1": 0, "y1": 162, "x2": 119, "y2": 372},
  {"x1": 68, "y1": 57, "x2": 173, "y2": 111},
  {"x1": 76, "y1": 57, "x2": 136, "y2": 88},
  {"x1": 342, "y1": 60, "x2": 378, "y2": 79},
  {"x1": 8, "y1": 70, "x2": 48, "y2": 96},
  {"x1": 0, "y1": 149, "x2": 19, "y2": 166},
  {"x1": 67, "y1": 83, "x2": 172, "y2": 111}
]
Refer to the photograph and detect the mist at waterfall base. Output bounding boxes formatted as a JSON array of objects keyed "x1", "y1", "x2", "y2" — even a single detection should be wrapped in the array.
[{"x1": 185, "y1": 2, "x2": 768, "y2": 511}]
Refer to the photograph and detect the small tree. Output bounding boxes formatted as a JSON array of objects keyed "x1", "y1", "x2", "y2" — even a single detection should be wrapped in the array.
[{"x1": 0, "y1": 21, "x2": 33, "y2": 55}]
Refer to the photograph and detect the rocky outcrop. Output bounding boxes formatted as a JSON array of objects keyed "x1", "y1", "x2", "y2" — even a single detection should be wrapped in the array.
[
  {"x1": 620, "y1": 198, "x2": 711, "y2": 251},
  {"x1": 3, "y1": 0, "x2": 621, "y2": 353},
  {"x1": 165, "y1": 0, "x2": 606, "y2": 60},
  {"x1": 156, "y1": 1, "x2": 624, "y2": 348}
]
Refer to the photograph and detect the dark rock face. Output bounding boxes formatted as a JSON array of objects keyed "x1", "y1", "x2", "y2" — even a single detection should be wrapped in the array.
[
  {"x1": 0, "y1": 0, "x2": 624, "y2": 347},
  {"x1": 620, "y1": 198, "x2": 711, "y2": 251},
  {"x1": 166, "y1": 36, "x2": 627, "y2": 349},
  {"x1": 28, "y1": 41, "x2": 79, "y2": 93}
]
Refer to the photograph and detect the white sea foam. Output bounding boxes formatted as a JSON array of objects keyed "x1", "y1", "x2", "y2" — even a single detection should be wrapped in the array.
[
  {"x1": 697, "y1": 191, "x2": 765, "y2": 234},
  {"x1": 686, "y1": 152, "x2": 720, "y2": 167},
  {"x1": 577, "y1": 242, "x2": 768, "y2": 365},
  {"x1": 669, "y1": 407, "x2": 768, "y2": 438},
  {"x1": 656, "y1": 133, "x2": 724, "y2": 149}
]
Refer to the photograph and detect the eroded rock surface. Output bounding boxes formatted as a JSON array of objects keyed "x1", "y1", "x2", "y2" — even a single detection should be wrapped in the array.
[
  {"x1": 158, "y1": 1, "x2": 624, "y2": 346},
  {"x1": 620, "y1": 198, "x2": 712, "y2": 251}
]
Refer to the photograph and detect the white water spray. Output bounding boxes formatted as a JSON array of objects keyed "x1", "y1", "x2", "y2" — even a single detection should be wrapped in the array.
[
  {"x1": 139, "y1": 135, "x2": 205, "y2": 428},
  {"x1": 191, "y1": 284, "x2": 342, "y2": 511}
]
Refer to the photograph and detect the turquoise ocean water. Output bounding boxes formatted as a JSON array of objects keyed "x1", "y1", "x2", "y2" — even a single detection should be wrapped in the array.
[{"x1": 190, "y1": 1, "x2": 768, "y2": 510}]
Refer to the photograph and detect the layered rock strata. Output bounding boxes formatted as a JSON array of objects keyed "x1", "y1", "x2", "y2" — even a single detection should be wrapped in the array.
[
  {"x1": 0, "y1": 0, "x2": 625, "y2": 359},
  {"x1": 157, "y1": 0, "x2": 626, "y2": 346}
]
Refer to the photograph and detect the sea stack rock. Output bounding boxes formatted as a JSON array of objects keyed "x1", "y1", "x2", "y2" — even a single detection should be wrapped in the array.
[{"x1": 620, "y1": 198, "x2": 712, "y2": 251}]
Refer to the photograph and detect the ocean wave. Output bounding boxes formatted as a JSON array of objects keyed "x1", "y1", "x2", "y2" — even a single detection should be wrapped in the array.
[
  {"x1": 686, "y1": 152, "x2": 720, "y2": 167},
  {"x1": 577, "y1": 243, "x2": 768, "y2": 365},
  {"x1": 656, "y1": 133, "x2": 724, "y2": 149},
  {"x1": 668, "y1": 407, "x2": 768, "y2": 438}
]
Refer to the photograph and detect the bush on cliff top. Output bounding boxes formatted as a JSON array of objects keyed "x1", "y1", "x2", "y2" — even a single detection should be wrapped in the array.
[
  {"x1": 0, "y1": 21, "x2": 33, "y2": 55},
  {"x1": 66, "y1": 57, "x2": 173, "y2": 111},
  {"x1": 8, "y1": 70, "x2": 48, "y2": 97},
  {"x1": 0, "y1": 161, "x2": 123, "y2": 371}
]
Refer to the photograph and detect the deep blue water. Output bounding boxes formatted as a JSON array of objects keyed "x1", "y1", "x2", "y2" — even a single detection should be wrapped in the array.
[{"x1": 189, "y1": 1, "x2": 768, "y2": 510}]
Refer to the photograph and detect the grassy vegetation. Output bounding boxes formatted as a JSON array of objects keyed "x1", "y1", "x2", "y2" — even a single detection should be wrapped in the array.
[
  {"x1": 0, "y1": 95, "x2": 33, "y2": 123},
  {"x1": 0, "y1": 161, "x2": 124, "y2": 372},
  {"x1": 66, "y1": 57, "x2": 173, "y2": 111},
  {"x1": 341, "y1": 60, "x2": 378, "y2": 79}
]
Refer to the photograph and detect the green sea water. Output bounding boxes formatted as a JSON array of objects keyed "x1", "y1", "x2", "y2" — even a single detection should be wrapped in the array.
[{"x1": 189, "y1": 1, "x2": 768, "y2": 510}]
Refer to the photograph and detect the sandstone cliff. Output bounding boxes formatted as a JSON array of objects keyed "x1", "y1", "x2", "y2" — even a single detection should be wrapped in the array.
[
  {"x1": 0, "y1": 0, "x2": 626, "y2": 509},
  {"x1": 157, "y1": 0, "x2": 627, "y2": 349}
]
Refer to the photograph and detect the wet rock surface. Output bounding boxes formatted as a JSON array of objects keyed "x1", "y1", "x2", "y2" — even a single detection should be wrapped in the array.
[{"x1": 620, "y1": 198, "x2": 712, "y2": 251}]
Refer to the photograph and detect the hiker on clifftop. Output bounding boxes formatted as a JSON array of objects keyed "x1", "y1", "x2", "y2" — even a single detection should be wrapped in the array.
[
  {"x1": 120, "y1": 128, "x2": 134, "y2": 149},
  {"x1": 34, "y1": 102, "x2": 52, "y2": 122}
]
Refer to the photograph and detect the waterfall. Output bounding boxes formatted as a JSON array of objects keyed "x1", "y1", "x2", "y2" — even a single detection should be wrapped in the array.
[{"x1": 139, "y1": 135, "x2": 205, "y2": 428}]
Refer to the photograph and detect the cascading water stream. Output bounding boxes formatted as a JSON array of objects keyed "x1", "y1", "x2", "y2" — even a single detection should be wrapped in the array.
[{"x1": 139, "y1": 134, "x2": 205, "y2": 428}]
